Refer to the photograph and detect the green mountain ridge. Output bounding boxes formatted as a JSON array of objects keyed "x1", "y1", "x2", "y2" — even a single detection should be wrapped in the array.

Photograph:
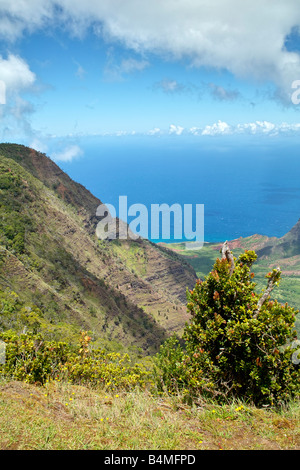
[
  {"x1": 0, "y1": 143, "x2": 197, "y2": 354},
  {"x1": 255, "y1": 218, "x2": 300, "y2": 259}
]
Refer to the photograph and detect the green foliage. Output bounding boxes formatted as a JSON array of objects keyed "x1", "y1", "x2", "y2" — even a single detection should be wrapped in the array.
[
  {"x1": 0, "y1": 288, "x2": 47, "y2": 334},
  {"x1": 0, "y1": 163, "x2": 35, "y2": 254},
  {"x1": 60, "y1": 331, "x2": 151, "y2": 389},
  {"x1": 0, "y1": 280, "x2": 151, "y2": 389},
  {"x1": 176, "y1": 237, "x2": 300, "y2": 336},
  {"x1": 0, "y1": 329, "x2": 151, "y2": 390},
  {"x1": 0, "y1": 330, "x2": 71, "y2": 385},
  {"x1": 154, "y1": 334, "x2": 185, "y2": 392},
  {"x1": 156, "y1": 249, "x2": 300, "y2": 406}
]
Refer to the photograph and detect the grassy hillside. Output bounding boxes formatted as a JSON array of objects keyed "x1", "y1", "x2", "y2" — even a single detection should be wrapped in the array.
[
  {"x1": 0, "y1": 377, "x2": 299, "y2": 450},
  {"x1": 0, "y1": 144, "x2": 197, "y2": 354}
]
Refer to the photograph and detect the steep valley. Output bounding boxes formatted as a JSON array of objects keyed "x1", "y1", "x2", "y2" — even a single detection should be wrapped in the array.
[
  {"x1": 1, "y1": 142, "x2": 299, "y2": 354},
  {"x1": 0, "y1": 143, "x2": 197, "y2": 354}
]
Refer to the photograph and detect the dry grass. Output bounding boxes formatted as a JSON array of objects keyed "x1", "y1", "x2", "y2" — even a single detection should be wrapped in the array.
[{"x1": 0, "y1": 377, "x2": 299, "y2": 450}]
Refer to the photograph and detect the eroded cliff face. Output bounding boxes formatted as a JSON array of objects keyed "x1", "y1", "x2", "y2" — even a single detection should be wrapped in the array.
[{"x1": 0, "y1": 143, "x2": 197, "y2": 353}]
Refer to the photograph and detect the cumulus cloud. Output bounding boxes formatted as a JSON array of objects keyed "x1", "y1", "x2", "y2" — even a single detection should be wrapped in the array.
[
  {"x1": 189, "y1": 127, "x2": 202, "y2": 136},
  {"x1": 147, "y1": 127, "x2": 162, "y2": 135},
  {"x1": 1, "y1": 1, "x2": 300, "y2": 101},
  {"x1": 187, "y1": 120, "x2": 300, "y2": 137},
  {"x1": 51, "y1": 144, "x2": 83, "y2": 162},
  {"x1": 62, "y1": 1, "x2": 300, "y2": 103},
  {"x1": 237, "y1": 121, "x2": 276, "y2": 135},
  {"x1": 236, "y1": 120, "x2": 300, "y2": 135},
  {"x1": 169, "y1": 124, "x2": 185, "y2": 135},
  {"x1": 0, "y1": 54, "x2": 37, "y2": 140},
  {"x1": 0, "y1": 0, "x2": 55, "y2": 41},
  {"x1": 0, "y1": 54, "x2": 36, "y2": 93},
  {"x1": 202, "y1": 120, "x2": 232, "y2": 136}
]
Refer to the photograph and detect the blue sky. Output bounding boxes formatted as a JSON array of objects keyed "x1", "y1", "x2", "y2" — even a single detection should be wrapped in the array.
[{"x1": 1, "y1": 1, "x2": 300, "y2": 161}]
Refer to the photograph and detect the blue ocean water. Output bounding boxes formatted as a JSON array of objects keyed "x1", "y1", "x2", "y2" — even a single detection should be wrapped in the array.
[{"x1": 60, "y1": 135, "x2": 300, "y2": 244}]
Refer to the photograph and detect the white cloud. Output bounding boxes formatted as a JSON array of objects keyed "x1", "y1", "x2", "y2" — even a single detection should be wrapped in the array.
[
  {"x1": 237, "y1": 121, "x2": 276, "y2": 135},
  {"x1": 0, "y1": 0, "x2": 55, "y2": 41},
  {"x1": 1, "y1": 1, "x2": 300, "y2": 101},
  {"x1": 202, "y1": 120, "x2": 232, "y2": 136},
  {"x1": 51, "y1": 144, "x2": 83, "y2": 162},
  {"x1": 208, "y1": 83, "x2": 241, "y2": 101},
  {"x1": 64, "y1": 0, "x2": 300, "y2": 103},
  {"x1": 189, "y1": 127, "x2": 200, "y2": 135},
  {"x1": 119, "y1": 58, "x2": 149, "y2": 74},
  {"x1": 0, "y1": 54, "x2": 37, "y2": 141},
  {"x1": 26, "y1": 121, "x2": 300, "y2": 142},
  {"x1": 103, "y1": 49, "x2": 149, "y2": 81},
  {"x1": 169, "y1": 124, "x2": 185, "y2": 135},
  {"x1": 278, "y1": 122, "x2": 300, "y2": 133},
  {"x1": 30, "y1": 138, "x2": 48, "y2": 153},
  {"x1": 188, "y1": 120, "x2": 300, "y2": 137},
  {"x1": 0, "y1": 54, "x2": 36, "y2": 93},
  {"x1": 154, "y1": 79, "x2": 187, "y2": 94},
  {"x1": 115, "y1": 130, "x2": 137, "y2": 136},
  {"x1": 147, "y1": 127, "x2": 161, "y2": 135}
]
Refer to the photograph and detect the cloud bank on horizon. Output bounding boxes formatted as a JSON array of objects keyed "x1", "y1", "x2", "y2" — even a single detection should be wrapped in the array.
[{"x1": 1, "y1": 0, "x2": 300, "y2": 159}]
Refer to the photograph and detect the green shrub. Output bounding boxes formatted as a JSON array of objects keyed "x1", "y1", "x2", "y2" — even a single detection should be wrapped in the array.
[
  {"x1": 0, "y1": 164, "x2": 35, "y2": 254},
  {"x1": 156, "y1": 246, "x2": 299, "y2": 406},
  {"x1": 62, "y1": 331, "x2": 151, "y2": 389},
  {"x1": 0, "y1": 331, "x2": 71, "y2": 384},
  {"x1": 0, "y1": 330, "x2": 151, "y2": 389},
  {"x1": 154, "y1": 334, "x2": 185, "y2": 392}
]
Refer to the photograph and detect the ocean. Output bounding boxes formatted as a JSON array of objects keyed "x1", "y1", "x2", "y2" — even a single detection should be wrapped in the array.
[{"x1": 59, "y1": 134, "x2": 300, "y2": 244}]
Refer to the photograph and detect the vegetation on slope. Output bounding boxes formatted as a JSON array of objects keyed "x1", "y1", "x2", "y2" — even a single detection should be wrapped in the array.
[
  {"x1": 0, "y1": 155, "x2": 164, "y2": 353},
  {"x1": 0, "y1": 243, "x2": 299, "y2": 449},
  {"x1": 164, "y1": 227, "x2": 300, "y2": 336},
  {"x1": 1, "y1": 244, "x2": 298, "y2": 403},
  {"x1": 0, "y1": 144, "x2": 197, "y2": 354}
]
